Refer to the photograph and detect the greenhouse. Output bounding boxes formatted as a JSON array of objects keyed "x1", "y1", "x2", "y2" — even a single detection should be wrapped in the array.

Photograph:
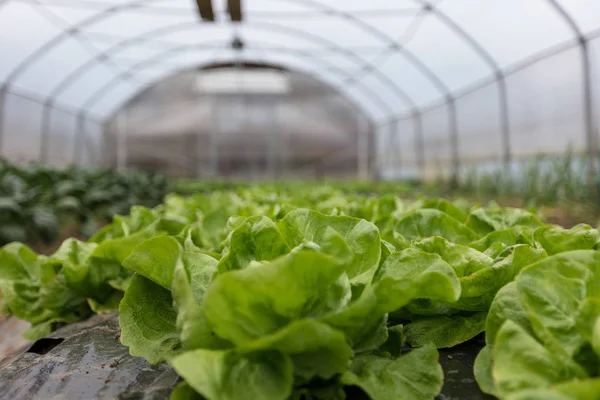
[{"x1": 0, "y1": 1, "x2": 599, "y2": 399}]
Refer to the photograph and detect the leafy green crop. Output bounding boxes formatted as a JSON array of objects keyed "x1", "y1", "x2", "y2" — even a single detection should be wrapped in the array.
[
  {"x1": 0, "y1": 159, "x2": 167, "y2": 245},
  {"x1": 0, "y1": 184, "x2": 599, "y2": 399}
]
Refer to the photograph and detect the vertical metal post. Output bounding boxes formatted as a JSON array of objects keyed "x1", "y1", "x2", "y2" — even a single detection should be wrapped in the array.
[
  {"x1": 116, "y1": 111, "x2": 127, "y2": 170},
  {"x1": 0, "y1": 88, "x2": 6, "y2": 155},
  {"x1": 267, "y1": 100, "x2": 278, "y2": 179},
  {"x1": 357, "y1": 112, "x2": 369, "y2": 180},
  {"x1": 498, "y1": 76, "x2": 512, "y2": 169},
  {"x1": 209, "y1": 95, "x2": 219, "y2": 178},
  {"x1": 547, "y1": 0, "x2": 597, "y2": 193},
  {"x1": 581, "y1": 40, "x2": 597, "y2": 192},
  {"x1": 199, "y1": 95, "x2": 206, "y2": 178},
  {"x1": 389, "y1": 119, "x2": 400, "y2": 178},
  {"x1": 447, "y1": 98, "x2": 460, "y2": 187},
  {"x1": 74, "y1": 113, "x2": 85, "y2": 165},
  {"x1": 413, "y1": 111, "x2": 425, "y2": 180},
  {"x1": 40, "y1": 102, "x2": 52, "y2": 163},
  {"x1": 101, "y1": 120, "x2": 110, "y2": 167}
]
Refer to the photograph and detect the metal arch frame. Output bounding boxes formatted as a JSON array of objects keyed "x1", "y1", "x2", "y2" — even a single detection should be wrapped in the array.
[
  {"x1": 546, "y1": 0, "x2": 597, "y2": 189},
  {"x1": 36, "y1": 19, "x2": 421, "y2": 161},
  {"x1": 285, "y1": 0, "x2": 461, "y2": 183},
  {"x1": 73, "y1": 43, "x2": 395, "y2": 167},
  {"x1": 0, "y1": 0, "x2": 428, "y2": 175},
  {"x1": 412, "y1": 0, "x2": 512, "y2": 170},
  {"x1": 34, "y1": 19, "x2": 412, "y2": 148},
  {"x1": 0, "y1": 0, "x2": 182, "y2": 151},
  {"x1": 0, "y1": 0, "x2": 595, "y2": 181}
]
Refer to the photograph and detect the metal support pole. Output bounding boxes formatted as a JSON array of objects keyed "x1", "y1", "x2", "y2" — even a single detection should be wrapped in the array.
[
  {"x1": 581, "y1": 40, "x2": 597, "y2": 192},
  {"x1": 547, "y1": 0, "x2": 597, "y2": 193},
  {"x1": 389, "y1": 119, "x2": 400, "y2": 178},
  {"x1": 357, "y1": 112, "x2": 369, "y2": 180},
  {"x1": 116, "y1": 111, "x2": 127, "y2": 170},
  {"x1": 267, "y1": 100, "x2": 278, "y2": 179},
  {"x1": 448, "y1": 99, "x2": 460, "y2": 187},
  {"x1": 413, "y1": 111, "x2": 425, "y2": 180},
  {"x1": 498, "y1": 76, "x2": 512, "y2": 168},
  {"x1": 40, "y1": 103, "x2": 52, "y2": 163},
  {"x1": 0, "y1": 88, "x2": 6, "y2": 155},
  {"x1": 209, "y1": 96, "x2": 219, "y2": 178},
  {"x1": 74, "y1": 113, "x2": 85, "y2": 165},
  {"x1": 101, "y1": 121, "x2": 109, "y2": 167}
]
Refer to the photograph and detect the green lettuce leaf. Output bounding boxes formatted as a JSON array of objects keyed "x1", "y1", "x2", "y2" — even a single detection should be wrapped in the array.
[
  {"x1": 119, "y1": 274, "x2": 181, "y2": 363},
  {"x1": 217, "y1": 216, "x2": 290, "y2": 273},
  {"x1": 467, "y1": 207, "x2": 544, "y2": 236},
  {"x1": 341, "y1": 344, "x2": 443, "y2": 400},
  {"x1": 170, "y1": 349, "x2": 293, "y2": 400},
  {"x1": 492, "y1": 320, "x2": 587, "y2": 397},
  {"x1": 533, "y1": 224, "x2": 600, "y2": 255},
  {"x1": 516, "y1": 250, "x2": 600, "y2": 357},
  {"x1": 395, "y1": 209, "x2": 478, "y2": 245},
  {"x1": 123, "y1": 235, "x2": 181, "y2": 289},
  {"x1": 403, "y1": 312, "x2": 486, "y2": 348},
  {"x1": 203, "y1": 251, "x2": 349, "y2": 345},
  {"x1": 278, "y1": 209, "x2": 381, "y2": 283},
  {"x1": 239, "y1": 319, "x2": 352, "y2": 380}
]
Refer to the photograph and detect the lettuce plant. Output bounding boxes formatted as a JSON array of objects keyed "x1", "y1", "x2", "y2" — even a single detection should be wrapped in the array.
[{"x1": 0, "y1": 186, "x2": 598, "y2": 399}]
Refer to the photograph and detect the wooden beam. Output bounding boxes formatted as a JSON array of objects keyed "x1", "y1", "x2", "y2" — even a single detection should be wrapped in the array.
[
  {"x1": 227, "y1": 0, "x2": 242, "y2": 21},
  {"x1": 195, "y1": 0, "x2": 214, "y2": 21}
]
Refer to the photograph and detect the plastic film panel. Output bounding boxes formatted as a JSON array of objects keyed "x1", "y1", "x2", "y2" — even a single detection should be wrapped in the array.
[
  {"x1": 421, "y1": 103, "x2": 452, "y2": 180},
  {"x1": 403, "y1": 14, "x2": 490, "y2": 91},
  {"x1": 1, "y1": 92, "x2": 43, "y2": 162},
  {"x1": 556, "y1": 0, "x2": 600, "y2": 34},
  {"x1": 13, "y1": 36, "x2": 118, "y2": 96},
  {"x1": 506, "y1": 46, "x2": 585, "y2": 158},
  {"x1": 376, "y1": 52, "x2": 444, "y2": 105},
  {"x1": 45, "y1": 108, "x2": 76, "y2": 167},
  {"x1": 439, "y1": 0, "x2": 573, "y2": 67},
  {"x1": 396, "y1": 116, "x2": 419, "y2": 168},
  {"x1": 53, "y1": 62, "x2": 119, "y2": 109},
  {"x1": 0, "y1": 2, "x2": 63, "y2": 82},
  {"x1": 455, "y1": 83, "x2": 503, "y2": 164}
]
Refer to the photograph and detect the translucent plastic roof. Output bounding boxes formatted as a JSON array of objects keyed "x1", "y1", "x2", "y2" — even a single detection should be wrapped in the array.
[{"x1": 0, "y1": 0, "x2": 599, "y2": 123}]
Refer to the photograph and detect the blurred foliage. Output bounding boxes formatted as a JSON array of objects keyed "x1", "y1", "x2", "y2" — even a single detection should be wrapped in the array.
[{"x1": 0, "y1": 159, "x2": 167, "y2": 246}]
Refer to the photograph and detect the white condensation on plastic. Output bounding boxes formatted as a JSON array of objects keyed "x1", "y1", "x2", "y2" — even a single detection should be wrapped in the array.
[
  {"x1": 438, "y1": 0, "x2": 573, "y2": 67},
  {"x1": 85, "y1": 80, "x2": 138, "y2": 117},
  {"x1": 12, "y1": 37, "x2": 112, "y2": 97},
  {"x1": 81, "y1": 9, "x2": 194, "y2": 37},
  {"x1": 2, "y1": 93, "x2": 43, "y2": 162},
  {"x1": 375, "y1": 52, "x2": 443, "y2": 106},
  {"x1": 506, "y1": 47, "x2": 586, "y2": 157},
  {"x1": 46, "y1": 108, "x2": 77, "y2": 166},
  {"x1": 353, "y1": 73, "x2": 411, "y2": 114},
  {"x1": 421, "y1": 103, "x2": 452, "y2": 178},
  {"x1": 556, "y1": 0, "x2": 600, "y2": 34},
  {"x1": 53, "y1": 63, "x2": 117, "y2": 109},
  {"x1": 403, "y1": 15, "x2": 490, "y2": 92},
  {"x1": 455, "y1": 83, "x2": 503, "y2": 164},
  {"x1": 0, "y1": 2, "x2": 63, "y2": 82}
]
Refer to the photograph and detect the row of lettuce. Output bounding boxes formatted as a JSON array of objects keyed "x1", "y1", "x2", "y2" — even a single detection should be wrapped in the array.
[
  {"x1": 0, "y1": 186, "x2": 599, "y2": 399},
  {"x1": 0, "y1": 160, "x2": 167, "y2": 245}
]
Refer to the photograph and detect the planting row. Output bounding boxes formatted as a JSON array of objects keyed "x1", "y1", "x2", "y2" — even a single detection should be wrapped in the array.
[
  {"x1": 0, "y1": 160, "x2": 167, "y2": 245},
  {"x1": 0, "y1": 186, "x2": 599, "y2": 399}
]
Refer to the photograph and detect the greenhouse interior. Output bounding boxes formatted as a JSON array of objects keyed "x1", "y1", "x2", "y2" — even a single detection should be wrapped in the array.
[{"x1": 0, "y1": 1, "x2": 600, "y2": 399}]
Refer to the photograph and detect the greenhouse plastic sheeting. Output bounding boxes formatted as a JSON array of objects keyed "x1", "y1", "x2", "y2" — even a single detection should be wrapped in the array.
[{"x1": 0, "y1": 0, "x2": 598, "y2": 178}]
